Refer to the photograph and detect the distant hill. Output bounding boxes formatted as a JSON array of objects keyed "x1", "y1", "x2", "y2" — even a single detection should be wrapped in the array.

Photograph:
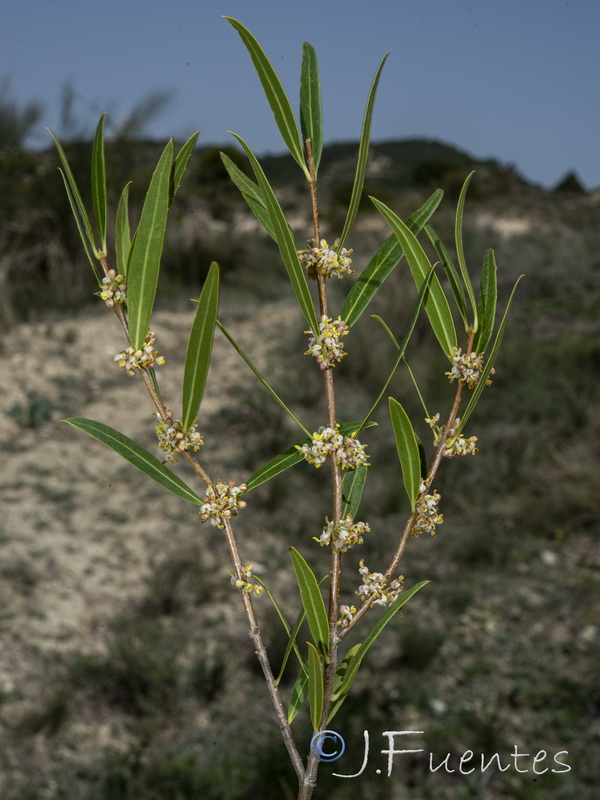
[{"x1": 258, "y1": 137, "x2": 529, "y2": 196}]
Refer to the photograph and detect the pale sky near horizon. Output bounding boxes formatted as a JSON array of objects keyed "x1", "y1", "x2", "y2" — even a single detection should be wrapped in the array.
[{"x1": 3, "y1": 0, "x2": 599, "y2": 189}]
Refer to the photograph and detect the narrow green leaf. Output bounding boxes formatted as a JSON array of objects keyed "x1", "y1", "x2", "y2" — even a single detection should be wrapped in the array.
[
  {"x1": 289, "y1": 547, "x2": 329, "y2": 659},
  {"x1": 424, "y1": 224, "x2": 469, "y2": 327},
  {"x1": 56, "y1": 168, "x2": 100, "y2": 279},
  {"x1": 341, "y1": 466, "x2": 367, "y2": 519},
  {"x1": 288, "y1": 665, "x2": 309, "y2": 724},
  {"x1": 455, "y1": 171, "x2": 478, "y2": 329},
  {"x1": 246, "y1": 420, "x2": 377, "y2": 491},
  {"x1": 473, "y1": 249, "x2": 497, "y2": 354},
  {"x1": 275, "y1": 607, "x2": 307, "y2": 686},
  {"x1": 253, "y1": 578, "x2": 292, "y2": 639},
  {"x1": 220, "y1": 152, "x2": 276, "y2": 239},
  {"x1": 246, "y1": 442, "x2": 305, "y2": 491},
  {"x1": 250, "y1": 577, "x2": 306, "y2": 685},
  {"x1": 458, "y1": 275, "x2": 524, "y2": 431},
  {"x1": 115, "y1": 182, "x2": 132, "y2": 278},
  {"x1": 372, "y1": 198, "x2": 457, "y2": 355},
  {"x1": 127, "y1": 140, "x2": 174, "y2": 349},
  {"x1": 48, "y1": 129, "x2": 97, "y2": 251},
  {"x1": 300, "y1": 42, "x2": 323, "y2": 172},
  {"x1": 225, "y1": 17, "x2": 310, "y2": 180},
  {"x1": 332, "y1": 644, "x2": 362, "y2": 696},
  {"x1": 229, "y1": 133, "x2": 319, "y2": 333},
  {"x1": 337, "y1": 52, "x2": 390, "y2": 252},
  {"x1": 341, "y1": 189, "x2": 443, "y2": 328},
  {"x1": 307, "y1": 643, "x2": 324, "y2": 732},
  {"x1": 328, "y1": 643, "x2": 362, "y2": 723},
  {"x1": 181, "y1": 263, "x2": 219, "y2": 432},
  {"x1": 356, "y1": 264, "x2": 435, "y2": 434},
  {"x1": 64, "y1": 418, "x2": 203, "y2": 505},
  {"x1": 48, "y1": 128, "x2": 99, "y2": 275},
  {"x1": 149, "y1": 367, "x2": 164, "y2": 408},
  {"x1": 91, "y1": 113, "x2": 108, "y2": 251},
  {"x1": 388, "y1": 398, "x2": 421, "y2": 512},
  {"x1": 372, "y1": 314, "x2": 400, "y2": 348},
  {"x1": 216, "y1": 319, "x2": 310, "y2": 437},
  {"x1": 172, "y1": 131, "x2": 199, "y2": 202},
  {"x1": 336, "y1": 581, "x2": 429, "y2": 701}
]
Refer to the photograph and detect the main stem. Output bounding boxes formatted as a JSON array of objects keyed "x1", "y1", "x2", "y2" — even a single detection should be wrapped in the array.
[{"x1": 297, "y1": 142, "x2": 344, "y2": 800}]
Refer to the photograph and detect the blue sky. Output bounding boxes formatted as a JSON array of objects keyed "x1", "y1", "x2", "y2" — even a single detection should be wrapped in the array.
[{"x1": 3, "y1": 0, "x2": 600, "y2": 188}]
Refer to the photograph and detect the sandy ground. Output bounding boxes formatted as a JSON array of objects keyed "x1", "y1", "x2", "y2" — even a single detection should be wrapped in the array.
[{"x1": 0, "y1": 294, "x2": 300, "y2": 722}]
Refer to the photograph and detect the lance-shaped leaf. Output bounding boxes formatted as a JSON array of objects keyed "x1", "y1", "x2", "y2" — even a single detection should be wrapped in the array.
[
  {"x1": 127, "y1": 140, "x2": 174, "y2": 350},
  {"x1": 220, "y1": 152, "x2": 275, "y2": 239},
  {"x1": 356, "y1": 265, "x2": 435, "y2": 434},
  {"x1": 455, "y1": 171, "x2": 478, "y2": 329},
  {"x1": 337, "y1": 51, "x2": 390, "y2": 252},
  {"x1": 225, "y1": 17, "x2": 310, "y2": 181},
  {"x1": 341, "y1": 466, "x2": 367, "y2": 519},
  {"x1": 288, "y1": 664, "x2": 309, "y2": 724},
  {"x1": 229, "y1": 133, "x2": 319, "y2": 333},
  {"x1": 307, "y1": 643, "x2": 324, "y2": 732},
  {"x1": 425, "y1": 224, "x2": 469, "y2": 328},
  {"x1": 333, "y1": 581, "x2": 429, "y2": 708},
  {"x1": 181, "y1": 263, "x2": 219, "y2": 433},
  {"x1": 217, "y1": 320, "x2": 310, "y2": 437},
  {"x1": 372, "y1": 197, "x2": 457, "y2": 355},
  {"x1": 328, "y1": 643, "x2": 361, "y2": 723},
  {"x1": 246, "y1": 420, "x2": 377, "y2": 491},
  {"x1": 250, "y1": 577, "x2": 306, "y2": 685},
  {"x1": 289, "y1": 547, "x2": 329, "y2": 660},
  {"x1": 64, "y1": 418, "x2": 203, "y2": 505},
  {"x1": 389, "y1": 398, "x2": 421, "y2": 512},
  {"x1": 341, "y1": 189, "x2": 443, "y2": 327},
  {"x1": 171, "y1": 131, "x2": 199, "y2": 203},
  {"x1": 115, "y1": 182, "x2": 132, "y2": 278},
  {"x1": 300, "y1": 41, "x2": 323, "y2": 172},
  {"x1": 473, "y1": 249, "x2": 497, "y2": 354},
  {"x1": 247, "y1": 441, "x2": 306, "y2": 491},
  {"x1": 332, "y1": 644, "x2": 362, "y2": 695},
  {"x1": 48, "y1": 128, "x2": 99, "y2": 276},
  {"x1": 458, "y1": 275, "x2": 524, "y2": 431},
  {"x1": 91, "y1": 113, "x2": 108, "y2": 252},
  {"x1": 275, "y1": 607, "x2": 307, "y2": 686}
]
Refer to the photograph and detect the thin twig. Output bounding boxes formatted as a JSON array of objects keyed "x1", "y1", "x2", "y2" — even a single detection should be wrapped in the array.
[
  {"x1": 98, "y1": 251, "x2": 303, "y2": 776},
  {"x1": 339, "y1": 332, "x2": 475, "y2": 640}
]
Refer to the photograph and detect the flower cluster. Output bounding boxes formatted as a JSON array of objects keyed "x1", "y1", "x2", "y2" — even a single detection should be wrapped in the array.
[
  {"x1": 99, "y1": 270, "x2": 127, "y2": 307},
  {"x1": 230, "y1": 564, "x2": 263, "y2": 597},
  {"x1": 305, "y1": 316, "x2": 349, "y2": 370},
  {"x1": 337, "y1": 604, "x2": 356, "y2": 628},
  {"x1": 412, "y1": 481, "x2": 443, "y2": 537},
  {"x1": 296, "y1": 425, "x2": 369, "y2": 470},
  {"x1": 199, "y1": 480, "x2": 248, "y2": 529},
  {"x1": 425, "y1": 413, "x2": 478, "y2": 458},
  {"x1": 297, "y1": 238, "x2": 354, "y2": 280},
  {"x1": 445, "y1": 347, "x2": 493, "y2": 389},
  {"x1": 315, "y1": 515, "x2": 370, "y2": 552},
  {"x1": 154, "y1": 412, "x2": 204, "y2": 462},
  {"x1": 444, "y1": 432, "x2": 478, "y2": 458},
  {"x1": 357, "y1": 560, "x2": 404, "y2": 607},
  {"x1": 114, "y1": 331, "x2": 165, "y2": 375}
]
